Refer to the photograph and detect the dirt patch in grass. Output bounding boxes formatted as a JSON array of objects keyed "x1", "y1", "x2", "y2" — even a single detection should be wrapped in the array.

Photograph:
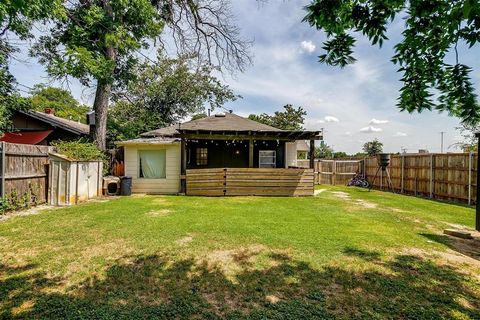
[
  {"x1": 0, "y1": 205, "x2": 57, "y2": 223},
  {"x1": 176, "y1": 234, "x2": 194, "y2": 246},
  {"x1": 354, "y1": 199, "x2": 377, "y2": 209},
  {"x1": 331, "y1": 191, "x2": 351, "y2": 199},
  {"x1": 146, "y1": 209, "x2": 171, "y2": 217}
]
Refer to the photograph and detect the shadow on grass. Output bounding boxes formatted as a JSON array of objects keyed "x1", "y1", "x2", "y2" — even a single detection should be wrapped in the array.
[
  {"x1": 421, "y1": 233, "x2": 480, "y2": 261},
  {"x1": 1, "y1": 248, "x2": 479, "y2": 319}
]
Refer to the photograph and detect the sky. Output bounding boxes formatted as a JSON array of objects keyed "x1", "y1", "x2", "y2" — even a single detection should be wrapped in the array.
[{"x1": 9, "y1": 0, "x2": 480, "y2": 154}]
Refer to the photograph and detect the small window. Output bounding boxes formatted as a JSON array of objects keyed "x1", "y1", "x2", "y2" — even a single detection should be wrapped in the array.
[
  {"x1": 139, "y1": 150, "x2": 166, "y2": 178},
  {"x1": 259, "y1": 150, "x2": 276, "y2": 168},
  {"x1": 297, "y1": 151, "x2": 307, "y2": 160},
  {"x1": 196, "y1": 148, "x2": 208, "y2": 165}
]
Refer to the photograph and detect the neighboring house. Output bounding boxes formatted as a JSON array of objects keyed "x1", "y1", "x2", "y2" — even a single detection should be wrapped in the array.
[
  {"x1": 0, "y1": 109, "x2": 90, "y2": 145},
  {"x1": 116, "y1": 112, "x2": 322, "y2": 194}
]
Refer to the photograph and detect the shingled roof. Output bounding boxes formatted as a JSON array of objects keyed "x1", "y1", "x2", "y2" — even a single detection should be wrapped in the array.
[
  {"x1": 141, "y1": 113, "x2": 283, "y2": 137},
  {"x1": 18, "y1": 110, "x2": 89, "y2": 136}
]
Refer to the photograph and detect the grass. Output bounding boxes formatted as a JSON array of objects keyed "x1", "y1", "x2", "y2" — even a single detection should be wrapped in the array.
[{"x1": 0, "y1": 186, "x2": 479, "y2": 319}]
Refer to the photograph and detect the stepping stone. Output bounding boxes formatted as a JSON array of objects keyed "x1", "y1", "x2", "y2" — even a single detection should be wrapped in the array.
[{"x1": 443, "y1": 229, "x2": 473, "y2": 239}]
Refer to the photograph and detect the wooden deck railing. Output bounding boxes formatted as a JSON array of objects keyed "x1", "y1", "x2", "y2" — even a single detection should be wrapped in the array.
[{"x1": 186, "y1": 168, "x2": 314, "y2": 196}]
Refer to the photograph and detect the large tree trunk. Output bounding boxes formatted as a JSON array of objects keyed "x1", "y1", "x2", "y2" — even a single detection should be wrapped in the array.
[{"x1": 92, "y1": 81, "x2": 111, "y2": 151}]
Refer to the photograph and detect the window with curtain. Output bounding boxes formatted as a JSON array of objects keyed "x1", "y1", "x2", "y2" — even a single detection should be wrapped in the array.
[{"x1": 139, "y1": 150, "x2": 166, "y2": 178}]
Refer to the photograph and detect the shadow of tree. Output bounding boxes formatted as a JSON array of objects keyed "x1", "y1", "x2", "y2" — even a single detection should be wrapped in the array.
[
  {"x1": 420, "y1": 233, "x2": 480, "y2": 261},
  {"x1": 1, "y1": 248, "x2": 479, "y2": 319}
]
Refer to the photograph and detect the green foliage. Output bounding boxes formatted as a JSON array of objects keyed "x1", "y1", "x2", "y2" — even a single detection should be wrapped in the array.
[
  {"x1": 363, "y1": 139, "x2": 383, "y2": 156},
  {"x1": 315, "y1": 142, "x2": 333, "y2": 158},
  {"x1": 32, "y1": 0, "x2": 163, "y2": 87},
  {"x1": 28, "y1": 84, "x2": 90, "y2": 123},
  {"x1": 108, "y1": 55, "x2": 237, "y2": 142},
  {"x1": 0, "y1": 184, "x2": 40, "y2": 214},
  {"x1": 304, "y1": 0, "x2": 480, "y2": 125},
  {"x1": 248, "y1": 104, "x2": 307, "y2": 130},
  {"x1": 51, "y1": 139, "x2": 105, "y2": 161}
]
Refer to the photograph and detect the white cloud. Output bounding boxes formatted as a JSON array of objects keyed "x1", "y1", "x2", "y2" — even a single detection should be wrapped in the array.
[
  {"x1": 300, "y1": 40, "x2": 316, "y2": 53},
  {"x1": 394, "y1": 131, "x2": 407, "y2": 137},
  {"x1": 369, "y1": 118, "x2": 389, "y2": 125},
  {"x1": 344, "y1": 131, "x2": 352, "y2": 136},
  {"x1": 324, "y1": 116, "x2": 339, "y2": 123},
  {"x1": 360, "y1": 126, "x2": 383, "y2": 133}
]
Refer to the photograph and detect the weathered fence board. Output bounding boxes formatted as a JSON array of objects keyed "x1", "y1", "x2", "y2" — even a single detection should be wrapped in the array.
[
  {"x1": 186, "y1": 168, "x2": 314, "y2": 196},
  {"x1": 0, "y1": 142, "x2": 53, "y2": 205}
]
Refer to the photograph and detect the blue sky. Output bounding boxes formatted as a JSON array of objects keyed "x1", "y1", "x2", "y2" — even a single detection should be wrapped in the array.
[{"x1": 9, "y1": 0, "x2": 480, "y2": 154}]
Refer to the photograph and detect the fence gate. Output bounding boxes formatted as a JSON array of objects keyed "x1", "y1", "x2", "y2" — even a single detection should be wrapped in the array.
[
  {"x1": 317, "y1": 159, "x2": 362, "y2": 185},
  {"x1": 0, "y1": 142, "x2": 53, "y2": 204}
]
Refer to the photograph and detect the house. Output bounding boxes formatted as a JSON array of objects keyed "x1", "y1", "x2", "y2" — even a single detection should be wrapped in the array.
[
  {"x1": 116, "y1": 113, "x2": 322, "y2": 195},
  {"x1": 0, "y1": 109, "x2": 90, "y2": 145}
]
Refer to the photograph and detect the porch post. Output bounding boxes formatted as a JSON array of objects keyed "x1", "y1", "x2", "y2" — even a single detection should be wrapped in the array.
[
  {"x1": 249, "y1": 139, "x2": 254, "y2": 168},
  {"x1": 309, "y1": 139, "x2": 315, "y2": 169},
  {"x1": 180, "y1": 138, "x2": 187, "y2": 194},
  {"x1": 476, "y1": 133, "x2": 480, "y2": 231}
]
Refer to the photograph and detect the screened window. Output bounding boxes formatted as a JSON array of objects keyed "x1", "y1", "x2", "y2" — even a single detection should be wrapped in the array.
[
  {"x1": 259, "y1": 150, "x2": 276, "y2": 168},
  {"x1": 139, "y1": 150, "x2": 166, "y2": 178},
  {"x1": 196, "y1": 148, "x2": 208, "y2": 165}
]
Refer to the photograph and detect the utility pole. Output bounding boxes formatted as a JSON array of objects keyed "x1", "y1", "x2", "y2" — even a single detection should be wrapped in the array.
[{"x1": 440, "y1": 131, "x2": 446, "y2": 153}]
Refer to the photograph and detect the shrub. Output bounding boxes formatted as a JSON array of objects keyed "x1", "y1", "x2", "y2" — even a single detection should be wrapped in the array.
[{"x1": 51, "y1": 139, "x2": 105, "y2": 161}]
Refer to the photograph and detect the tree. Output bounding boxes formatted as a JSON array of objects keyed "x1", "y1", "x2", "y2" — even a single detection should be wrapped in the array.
[
  {"x1": 314, "y1": 142, "x2": 333, "y2": 159},
  {"x1": 248, "y1": 104, "x2": 307, "y2": 130},
  {"x1": 363, "y1": 139, "x2": 383, "y2": 156},
  {"x1": 108, "y1": 55, "x2": 237, "y2": 143},
  {"x1": 28, "y1": 84, "x2": 90, "y2": 122},
  {"x1": 304, "y1": 1, "x2": 480, "y2": 125},
  {"x1": 32, "y1": 0, "x2": 250, "y2": 150},
  {"x1": 1, "y1": 0, "x2": 60, "y2": 133}
]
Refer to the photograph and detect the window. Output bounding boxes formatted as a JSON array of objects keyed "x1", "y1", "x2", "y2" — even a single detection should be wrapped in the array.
[
  {"x1": 139, "y1": 150, "x2": 166, "y2": 178},
  {"x1": 259, "y1": 150, "x2": 276, "y2": 168},
  {"x1": 196, "y1": 148, "x2": 208, "y2": 165},
  {"x1": 297, "y1": 151, "x2": 307, "y2": 160}
]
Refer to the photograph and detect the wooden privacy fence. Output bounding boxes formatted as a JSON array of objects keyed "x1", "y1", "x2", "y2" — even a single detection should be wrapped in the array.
[
  {"x1": 186, "y1": 168, "x2": 314, "y2": 196},
  {"x1": 296, "y1": 159, "x2": 362, "y2": 185},
  {"x1": 364, "y1": 153, "x2": 477, "y2": 204},
  {"x1": 0, "y1": 142, "x2": 53, "y2": 205}
]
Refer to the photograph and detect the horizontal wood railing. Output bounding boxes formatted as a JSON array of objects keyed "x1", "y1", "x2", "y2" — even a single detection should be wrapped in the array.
[{"x1": 186, "y1": 168, "x2": 314, "y2": 196}]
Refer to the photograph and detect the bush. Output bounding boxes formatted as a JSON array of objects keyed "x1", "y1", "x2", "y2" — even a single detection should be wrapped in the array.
[{"x1": 51, "y1": 139, "x2": 105, "y2": 161}]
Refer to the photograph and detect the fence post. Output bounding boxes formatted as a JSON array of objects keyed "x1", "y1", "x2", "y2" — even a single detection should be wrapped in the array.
[
  {"x1": 468, "y1": 152, "x2": 473, "y2": 206},
  {"x1": 332, "y1": 160, "x2": 336, "y2": 185},
  {"x1": 0, "y1": 141, "x2": 5, "y2": 199},
  {"x1": 430, "y1": 154, "x2": 433, "y2": 199},
  {"x1": 401, "y1": 155, "x2": 404, "y2": 193}
]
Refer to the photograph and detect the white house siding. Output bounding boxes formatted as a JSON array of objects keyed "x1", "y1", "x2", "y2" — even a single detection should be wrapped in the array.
[
  {"x1": 285, "y1": 142, "x2": 297, "y2": 167},
  {"x1": 123, "y1": 143, "x2": 181, "y2": 194}
]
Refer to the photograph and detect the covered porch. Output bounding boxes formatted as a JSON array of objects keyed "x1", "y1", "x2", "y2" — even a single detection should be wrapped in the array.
[{"x1": 179, "y1": 129, "x2": 322, "y2": 196}]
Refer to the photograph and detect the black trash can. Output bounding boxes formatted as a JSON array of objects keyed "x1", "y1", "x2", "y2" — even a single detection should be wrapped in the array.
[{"x1": 120, "y1": 176, "x2": 132, "y2": 196}]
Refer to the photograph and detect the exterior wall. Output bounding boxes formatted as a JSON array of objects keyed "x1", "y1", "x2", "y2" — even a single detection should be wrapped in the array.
[
  {"x1": 124, "y1": 143, "x2": 181, "y2": 194},
  {"x1": 285, "y1": 142, "x2": 297, "y2": 168}
]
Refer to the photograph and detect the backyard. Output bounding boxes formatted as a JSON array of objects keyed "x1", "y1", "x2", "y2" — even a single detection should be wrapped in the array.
[{"x1": 0, "y1": 186, "x2": 479, "y2": 319}]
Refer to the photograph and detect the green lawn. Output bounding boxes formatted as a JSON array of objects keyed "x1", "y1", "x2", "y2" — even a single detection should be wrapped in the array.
[{"x1": 0, "y1": 186, "x2": 479, "y2": 319}]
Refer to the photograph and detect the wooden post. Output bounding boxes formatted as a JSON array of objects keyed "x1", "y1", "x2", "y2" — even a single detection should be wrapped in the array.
[
  {"x1": 180, "y1": 138, "x2": 187, "y2": 193},
  {"x1": 249, "y1": 139, "x2": 254, "y2": 168},
  {"x1": 476, "y1": 134, "x2": 480, "y2": 231},
  {"x1": 0, "y1": 141, "x2": 4, "y2": 199},
  {"x1": 309, "y1": 139, "x2": 315, "y2": 169},
  {"x1": 332, "y1": 160, "x2": 336, "y2": 185},
  {"x1": 430, "y1": 154, "x2": 433, "y2": 199},
  {"x1": 468, "y1": 152, "x2": 472, "y2": 206},
  {"x1": 401, "y1": 155, "x2": 404, "y2": 193}
]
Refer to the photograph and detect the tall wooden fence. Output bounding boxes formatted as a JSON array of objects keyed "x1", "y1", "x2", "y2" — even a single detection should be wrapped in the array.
[
  {"x1": 296, "y1": 159, "x2": 362, "y2": 185},
  {"x1": 364, "y1": 153, "x2": 477, "y2": 204},
  {"x1": 0, "y1": 142, "x2": 53, "y2": 205},
  {"x1": 186, "y1": 168, "x2": 314, "y2": 196}
]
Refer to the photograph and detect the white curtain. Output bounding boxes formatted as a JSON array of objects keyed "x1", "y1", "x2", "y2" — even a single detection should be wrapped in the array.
[{"x1": 139, "y1": 150, "x2": 166, "y2": 178}]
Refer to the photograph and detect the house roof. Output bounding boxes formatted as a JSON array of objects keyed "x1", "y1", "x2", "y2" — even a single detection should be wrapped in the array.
[
  {"x1": 296, "y1": 140, "x2": 310, "y2": 151},
  {"x1": 116, "y1": 137, "x2": 180, "y2": 146},
  {"x1": 141, "y1": 113, "x2": 284, "y2": 137},
  {"x1": 18, "y1": 110, "x2": 90, "y2": 136}
]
